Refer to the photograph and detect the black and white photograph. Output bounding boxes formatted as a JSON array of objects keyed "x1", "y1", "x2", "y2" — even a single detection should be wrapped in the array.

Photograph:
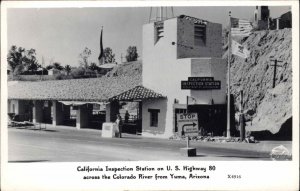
[{"x1": 1, "y1": 1, "x2": 299, "y2": 190}]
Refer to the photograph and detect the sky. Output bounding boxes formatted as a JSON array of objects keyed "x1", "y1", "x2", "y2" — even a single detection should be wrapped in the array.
[{"x1": 7, "y1": 6, "x2": 290, "y2": 67}]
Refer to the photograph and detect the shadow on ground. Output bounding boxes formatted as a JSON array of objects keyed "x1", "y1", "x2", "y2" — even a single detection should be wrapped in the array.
[
  {"x1": 9, "y1": 160, "x2": 50, "y2": 163},
  {"x1": 15, "y1": 127, "x2": 58, "y2": 132}
]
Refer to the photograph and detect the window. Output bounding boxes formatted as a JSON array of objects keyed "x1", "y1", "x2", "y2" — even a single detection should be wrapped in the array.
[
  {"x1": 194, "y1": 23, "x2": 206, "y2": 46},
  {"x1": 148, "y1": 109, "x2": 160, "y2": 127},
  {"x1": 154, "y1": 21, "x2": 164, "y2": 43}
]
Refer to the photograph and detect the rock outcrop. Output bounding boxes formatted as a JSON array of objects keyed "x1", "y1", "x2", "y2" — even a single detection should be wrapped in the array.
[{"x1": 227, "y1": 29, "x2": 292, "y2": 139}]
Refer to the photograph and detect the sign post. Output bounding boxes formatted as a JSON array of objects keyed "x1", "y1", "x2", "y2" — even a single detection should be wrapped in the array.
[{"x1": 177, "y1": 113, "x2": 198, "y2": 157}]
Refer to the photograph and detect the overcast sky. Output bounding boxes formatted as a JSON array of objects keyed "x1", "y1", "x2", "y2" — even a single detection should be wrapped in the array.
[{"x1": 7, "y1": 6, "x2": 290, "y2": 67}]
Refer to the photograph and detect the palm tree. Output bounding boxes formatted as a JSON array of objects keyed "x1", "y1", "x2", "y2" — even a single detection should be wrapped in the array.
[{"x1": 64, "y1": 65, "x2": 72, "y2": 75}]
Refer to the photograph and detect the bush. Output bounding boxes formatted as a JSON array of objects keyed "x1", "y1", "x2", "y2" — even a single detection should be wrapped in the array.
[
  {"x1": 71, "y1": 67, "x2": 85, "y2": 79},
  {"x1": 84, "y1": 69, "x2": 96, "y2": 77}
]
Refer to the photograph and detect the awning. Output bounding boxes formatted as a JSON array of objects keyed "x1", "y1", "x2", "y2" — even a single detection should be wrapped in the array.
[
  {"x1": 109, "y1": 85, "x2": 165, "y2": 102},
  {"x1": 58, "y1": 101, "x2": 107, "y2": 106}
]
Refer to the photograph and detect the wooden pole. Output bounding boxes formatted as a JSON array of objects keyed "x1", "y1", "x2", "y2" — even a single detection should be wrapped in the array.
[
  {"x1": 270, "y1": 59, "x2": 283, "y2": 88},
  {"x1": 240, "y1": 90, "x2": 245, "y2": 140},
  {"x1": 227, "y1": 11, "x2": 232, "y2": 138}
]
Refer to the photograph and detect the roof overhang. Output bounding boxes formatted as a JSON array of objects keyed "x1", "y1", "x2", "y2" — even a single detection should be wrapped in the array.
[{"x1": 109, "y1": 85, "x2": 166, "y2": 102}]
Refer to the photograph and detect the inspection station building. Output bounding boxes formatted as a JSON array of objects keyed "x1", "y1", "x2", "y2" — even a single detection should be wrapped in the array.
[{"x1": 8, "y1": 15, "x2": 231, "y2": 138}]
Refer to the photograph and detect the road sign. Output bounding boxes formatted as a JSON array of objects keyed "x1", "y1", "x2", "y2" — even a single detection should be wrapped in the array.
[{"x1": 177, "y1": 113, "x2": 199, "y2": 137}]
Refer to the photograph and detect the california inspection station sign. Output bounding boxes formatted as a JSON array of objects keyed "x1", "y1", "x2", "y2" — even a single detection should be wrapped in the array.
[
  {"x1": 181, "y1": 77, "x2": 221, "y2": 90},
  {"x1": 177, "y1": 113, "x2": 199, "y2": 137}
]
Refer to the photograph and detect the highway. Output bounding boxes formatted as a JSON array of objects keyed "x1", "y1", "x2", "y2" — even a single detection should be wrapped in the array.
[{"x1": 7, "y1": 126, "x2": 292, "y2": 162}]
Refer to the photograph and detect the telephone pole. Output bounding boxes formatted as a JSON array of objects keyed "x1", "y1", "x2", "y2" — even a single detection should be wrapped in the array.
[{"x1": 270, "y1": 58, "x2": 283, "y2": 88}]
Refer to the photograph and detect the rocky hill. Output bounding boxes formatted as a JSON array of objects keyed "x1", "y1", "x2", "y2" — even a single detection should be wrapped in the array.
[
  {"x1": 106, "y1": 60, "x2": 142, "y2": 77},
  {"x1": 227, "y1": 29, "x2": 292, "y2": 139}
]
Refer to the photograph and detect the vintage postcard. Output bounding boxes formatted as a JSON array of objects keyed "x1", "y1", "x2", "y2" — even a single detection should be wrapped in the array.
[{"x1": 1, "y1": 1, "x2": 299, "y2": 190}]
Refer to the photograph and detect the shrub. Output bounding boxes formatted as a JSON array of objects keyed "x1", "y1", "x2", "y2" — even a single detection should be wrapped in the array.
[{"x1": 71, "y1": 67, "x2": 85, "y2": 79}]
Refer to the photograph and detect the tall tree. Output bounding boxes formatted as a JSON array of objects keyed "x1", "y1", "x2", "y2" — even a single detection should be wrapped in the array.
[
  {"x1": 125, "y1": 46, "x2": 138, "y2": 62},
  {"x1": 7, "y1": 45, "x2": 25, "y2": 74},
  {"x1": 103, "y1": 47, "x2": 116, "y2": 64},
  {"x1": 24, "y1": 48, "x2": 40, "y2": 73},
  {"x1": 7, "y1": 46, "x2": 40, "y2": 74},
  {"x1": 79, "y1": 47, "x2": 92, "y2": 69}
]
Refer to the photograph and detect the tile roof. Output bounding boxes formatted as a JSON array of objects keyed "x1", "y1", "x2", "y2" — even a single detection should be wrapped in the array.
[
  {"x1": 8, "y1": 74, "x2": 142, "y2": 102},
  {"x1": 8, "y1": 74, "x2": 165, "y2": 102},
  {"x1": 109, "y1": 85, "x2": 165, "y2": 101}
]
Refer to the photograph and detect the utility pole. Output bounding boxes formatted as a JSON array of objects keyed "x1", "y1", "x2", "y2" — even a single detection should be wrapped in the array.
[
  {"x1": 226, "y1": 11, "x2": 232, "y2": 138},
  {"x1": 239, "y1": 90, "x2": 245, "y2": 140},
  {"x1": 270, "y1": 58, "x2": 283, "y2": 88}
]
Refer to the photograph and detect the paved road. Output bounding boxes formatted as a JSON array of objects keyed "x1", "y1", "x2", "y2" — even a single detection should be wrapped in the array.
[{"x1": 8, "y1": 126, "x2": 292, "y2": 162}]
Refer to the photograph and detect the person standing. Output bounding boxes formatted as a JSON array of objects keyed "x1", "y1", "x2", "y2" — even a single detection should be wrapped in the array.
[
  {"x1": 115, "y1": 114, "x2": 123, "y2": 138},
  {"x1": 124, "y1": 110, "x2": 130, "y2": 123}
]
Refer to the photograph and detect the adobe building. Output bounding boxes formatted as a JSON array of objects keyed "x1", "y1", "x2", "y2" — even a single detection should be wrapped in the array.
[
  {"x1": 142, "y1": 15, "x2": 228, "y2": 138},
  {"x1": 254, "y1": 6, "x2": 270, "y2": 30},
  {"x1": 8, "y1": 14, "x2": 230, "y2": 138},
  {"x1": 269, "y1": 11, "x2": 292, "y2": 30}
]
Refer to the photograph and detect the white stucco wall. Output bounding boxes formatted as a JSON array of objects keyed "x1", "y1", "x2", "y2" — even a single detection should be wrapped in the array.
[
  {"x1": 190, "y1": 58, "x2": 226, "y2": 104},
  {"x1": 8, "y1": 100, "x2": 18, "y2": 114},
  {"x1": 177, "y1": 18, "x2": 222, "y2": 58},
  {"x1": 142, "y1": 16, "x2": 225, "y2": 138},
  {"x1": 142, "y1": 98, "x2": 174, "y2": 138}
]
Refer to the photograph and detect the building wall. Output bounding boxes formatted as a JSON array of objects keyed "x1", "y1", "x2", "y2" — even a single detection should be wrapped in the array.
[
  {"x1": 279, "y1": 11, "x2": 292, "y2": 29},
  {"x1": 53, "y1": 101, "x2": 70, "y2": 126},
  {"x1": 258, "y1": 20, "x2": 268, "y2": 30},
  {"x1": 105, "y1": 101, "x2": 119, "y2": 122},
  {"x1": 177, "y1": 18, "x2": 222, "y2": 58},
  {"x1": 142, "y1": 16, "x2": 225, "y2": 138},
  {"x1": 33, "y1": 100, "x2": 44, "y2": 123},
  {"x1": 76, "y1": 104, "x2": 93, "y2": 129},
  {"x1": 8, "y1": 100, "x2": 19, "y2": 114},
  {"x1": 190, "y1": 58, "x2": 226, "y2": 104},
  {"x1": 142, "y1": 98, "x2": 170, "y2": 138},
  {"x1": 143, "y1": 19, "x2": 190, "y2": 102},
  {"x1": 8, "y1": 100, "x2": 31, "y2": 115}
]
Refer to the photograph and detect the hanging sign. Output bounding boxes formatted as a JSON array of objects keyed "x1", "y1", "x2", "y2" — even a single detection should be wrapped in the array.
[{"x1": 181, "y1": 77, "x2": 221, "y2": 90}]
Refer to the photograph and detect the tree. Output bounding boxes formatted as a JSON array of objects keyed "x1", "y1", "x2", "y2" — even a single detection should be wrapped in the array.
[
  {"x1": 13, "y1": 64, "x2": 25, "y2": 76},
  {"x1": 88, "y1": 62, "x2": 99, "y2": 71},
  {"x1": 7, "y1": 45, "x2": 25, "y2": 74},
  {"x1": 7, "y1": 46, "x2": 40, "y2": 75},
  {"x1": 64, "y1": 65, "x2": 72, "y2": 75},
  {"x1": 79, "y1": 47, "x2": 92, "y2": 69},
  {"x1": 53, "y1": 62, "x2": 63, "y2": 70},
  {"x1": 125, "y1": 46, "x2": 138, "y2": 62},
  {"x1": 24, "y1": 49, "x2": 40, "y2": 73},
  {"x1": 46, "y1": 65, "x2": 53, "y2": 70},
  {"x1": 103, "y1": 47, "x2": 116, "y2": 64}
]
